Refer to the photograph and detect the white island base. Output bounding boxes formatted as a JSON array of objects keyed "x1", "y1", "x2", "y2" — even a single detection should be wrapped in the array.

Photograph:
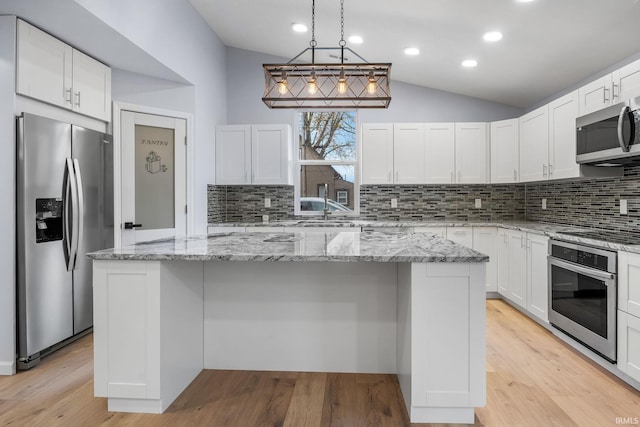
[{"x1": 93, "y1": 259, "x2": 485, "y2": 424}]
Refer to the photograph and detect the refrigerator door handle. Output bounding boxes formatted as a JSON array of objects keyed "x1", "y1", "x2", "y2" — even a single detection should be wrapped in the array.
[
  {"x1": 64, "y1": 158, "x2": 80, "y2": 271},
  {"x1": 73, "y1": 158, "x2": 84, "y2": 270},
  {"x1": 63, "y1": 159, "x2": 73, "y2": 270}
]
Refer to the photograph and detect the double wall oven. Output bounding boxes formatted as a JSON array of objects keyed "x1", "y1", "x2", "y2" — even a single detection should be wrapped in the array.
[{"x1": 548, "y1": 238, "x2": 617, "y2": 362}]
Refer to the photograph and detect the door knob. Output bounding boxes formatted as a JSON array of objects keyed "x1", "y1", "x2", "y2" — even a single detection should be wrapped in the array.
[{"x1": 124, "y1": 222, "x2": 142, "y2": 230}]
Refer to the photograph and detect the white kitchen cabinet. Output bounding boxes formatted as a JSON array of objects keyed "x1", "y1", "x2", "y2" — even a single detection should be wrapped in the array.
[
  {"x1": 215, "y1": 124, "x2": 292, "y2": 185},
  {"x1": 447, "y1": 227, "x2": 473, "y2": 248},
  {"x1": 548, "y1": 91, "x2": 580, "y2": 180},
  {"x1": 519, "y1": 105, "x2": 549, "y2": 183},
  {"x1": 496, "y1": 229, "x2": 510, "y2": 297},
  {"x1": 71, "y1": 49, "x2": 111, "y2": 121},
  {"x1": 612, "y1": 58, "x2": 640, "y2": 102},
  {"x1": 361, "y1": 123, "x2": 394, "y2": 184},
  {"x1": 393, "y1": 123, "x2": 425, "y2": 184},
  {"x1": 490, "y1": 119, "x2": 519, "y2": 183},
  {"x1": 215, "y1": 125, "x2": 252, "y2": 185},
  {"x1": 425, "y1": 123, "x2": 455, "y2": 183},
  {"x1": 618, "y1": 310, "x2": 640, "y2": 382},
  {"x1": 473, "y1": 227, "x2": 498, "y2": 292},
  {"x1": 252, "y1": 125, "x2": 292, "y2": 185},
  {"x1": 507, "y1": 230, "x2": 528, "y2": 309},
  {"x1": 618, "y1": 251, "x2": 640, "y2": 318},
  {"x1": 526, "y1": 233, "x2": 549, "y2": 322},
  {"x1": 578, "y1": 75, "x2": 614, "y2": 116},
  {"x1": 16, "y1": 19, "x2": 111, "y2": 121},
  {"x1": 455, "y1": 122, "x2": 489, "y2": 183}
]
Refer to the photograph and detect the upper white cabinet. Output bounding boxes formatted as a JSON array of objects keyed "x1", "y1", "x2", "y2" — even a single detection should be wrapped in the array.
[
  {"x1": 519, "y1": 105, "x2": 549, "y2": 183},
  {"x1": 548, "y1": 91, "x2": 580, "y2": 180},
  {"x1": 578, "y1": 75, "x2": 614, "y2": 116},
  {"x1": 490, "y1": 119, "x2": 519, "y2": 184},
  {"x1": 393, "y1": 123, "x2": 425, "y2": 184},
  {"x1": 361, "y1": 123, "x2": 394, "y2": 184},
  {"x1": 613, "y1": 59, "x2": 640, "y2": 103},
  {"x1": 579, "y1": 58, "x2": 640, "y2": 116},
  {"x1": 215, "y1": 124, "x2": 292, "y2": 185},
  {"x1": 425, "y1": 123, "x2": 456, "y2": 183},
  {"x1": 16, "y1": 19, "x2": 111, "y2": 121},
  {"x1": 455, "y1": 122, "x2": 489, "y2": 184}
]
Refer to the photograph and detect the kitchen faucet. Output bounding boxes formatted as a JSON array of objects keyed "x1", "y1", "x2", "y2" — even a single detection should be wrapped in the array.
[{"x1": 323, "y1": 183, "x2": 330, "y2": 220}]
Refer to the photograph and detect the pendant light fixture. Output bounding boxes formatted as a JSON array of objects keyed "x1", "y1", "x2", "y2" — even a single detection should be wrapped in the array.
[{"x1": 262, "y1": 0, "x2": 392, "y2": 109}]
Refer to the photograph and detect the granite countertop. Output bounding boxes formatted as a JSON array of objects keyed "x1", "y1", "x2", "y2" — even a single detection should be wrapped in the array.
[
  {"x1": 208, "y1": 220, "x2": 640, "y2": 253},
  {"x1": 87, "y1": 230, "x2": 489, "y2": 263}
]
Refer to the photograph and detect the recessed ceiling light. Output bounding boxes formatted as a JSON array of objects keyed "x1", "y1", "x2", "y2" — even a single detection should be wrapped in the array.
[
  {"x1": 291, "y1": 23, "x2": 308, "y2": 33},
  {"x1": 404, "y1": 47, "x2": 420, "y2": 56},
  {"x1": 348, "y1": 35, "x2": 363, "y2": 44},
  {"x1": 483, "y1": 31, "x2": 503, "y2": 42},
  {"x1": 462, "y1": 59, "x2": 478, "y2": 68}
]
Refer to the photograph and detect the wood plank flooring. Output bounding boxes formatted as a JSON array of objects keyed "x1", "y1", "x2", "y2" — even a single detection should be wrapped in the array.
[{"x1": 1, "y1": 299, "x2": 639, "y2": 426}]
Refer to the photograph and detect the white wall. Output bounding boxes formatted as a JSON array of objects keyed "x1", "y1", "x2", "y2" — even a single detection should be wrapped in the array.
[
  {"x1": 73, "y1": 0, "x2": 227, "y2": 235},
  {"x1": 225, "y1": 47, "x2": 523, "y2": 125},
  {"x1": 0, "y1": 16, "x2": 16, "y2": 375}
]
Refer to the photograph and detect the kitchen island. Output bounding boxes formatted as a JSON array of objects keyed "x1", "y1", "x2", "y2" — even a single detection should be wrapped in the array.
[{"x1": 88, "y1": 230, "x2": 488, "y2": 423}]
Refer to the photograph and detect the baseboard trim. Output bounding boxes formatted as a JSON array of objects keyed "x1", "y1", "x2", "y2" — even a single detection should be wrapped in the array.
[{"x1": 0, "y1": 360, "x2": 16, "y2": 375}]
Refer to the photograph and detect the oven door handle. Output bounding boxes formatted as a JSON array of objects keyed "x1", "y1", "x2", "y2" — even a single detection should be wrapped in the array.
[{"x1": 549, "y1": 257, "x2": 615, "y2": 281}]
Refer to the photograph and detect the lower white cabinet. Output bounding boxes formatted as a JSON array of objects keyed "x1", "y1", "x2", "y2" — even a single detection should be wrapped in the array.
[
  {"x1": 526, "y1": 233, "x2": 549, "y2": 322},
  {"x1": 497, "y1": 229, "x2": 548, "y2": 319},
  {"x1": 618, "y1": 251, "x2": 640, "y2": 383},
  {"x1": 618, "y1": 310, "x2": 640, "y2": 382},
  {"x1": 473, "y1": 228, "x2": 498, "y2": 292}
]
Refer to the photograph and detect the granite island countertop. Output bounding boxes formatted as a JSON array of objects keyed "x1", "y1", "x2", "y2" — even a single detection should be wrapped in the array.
[{"x1": 87, "y1": 230, "x2": 489, "y2": 263}]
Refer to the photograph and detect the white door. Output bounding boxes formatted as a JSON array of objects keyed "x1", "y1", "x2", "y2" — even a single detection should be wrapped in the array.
[
  {"x1": 455, "y1": 122, "x2": 488, "y2": 183},
  {"x1": 361, "y1": 123, "x2": 393, "y2": 184},
  {"x1": 121, "y1": 111, "x2": 187, "y2": 246},
  {"x1": 393, "y1": 123, "x2": 425, "y2": 184},
  {"x1": 549, "y1": 91, "x2": 580, "y2": 180},
  {"x1": 519, "y1": 105, "x2": 549, "y2": 182},
  {"x1": 490, "y1": 119, "x2": 519, "y2": 183}
]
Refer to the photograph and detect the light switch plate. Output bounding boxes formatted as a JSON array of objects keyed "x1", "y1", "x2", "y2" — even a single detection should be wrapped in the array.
[
  {"x1": 475, "y1": 198, "x2": 482, "y2": 209},
  {"x1": 620, "y1": 199, "x2": 628, "y2": 215},
  {"x1": 542, "y1": 198, "x2": 547, "y2": 210},
  {"x1": 262, "y1": 214, "x2": 269, "y2": 223},
  {"x1": 264, "y1": 198, "x2": 271, "y2": 208},
  {"x1": 391, "y1": 198, "x2": 398, "y2": 208}
]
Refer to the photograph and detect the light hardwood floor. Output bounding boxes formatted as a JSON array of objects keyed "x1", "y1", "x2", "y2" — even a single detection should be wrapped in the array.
[{"x1": 1, "y1": 300, "x2": 639, "y2": 426}]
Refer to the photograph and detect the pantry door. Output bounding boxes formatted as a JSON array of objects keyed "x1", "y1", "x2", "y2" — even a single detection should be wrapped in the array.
[{"x1": 120, "y1": 110, "x2": 187, "y2": 246}]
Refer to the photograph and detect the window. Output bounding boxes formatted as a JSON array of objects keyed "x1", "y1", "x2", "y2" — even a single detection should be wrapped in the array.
[{"x1": 296, "y1": 111, "x2": 358, "y2": 215}]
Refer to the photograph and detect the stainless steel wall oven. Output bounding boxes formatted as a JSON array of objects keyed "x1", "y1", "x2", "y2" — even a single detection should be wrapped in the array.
[{"x1": 548, "y1": 239, "x2": 617, "y2": 362}]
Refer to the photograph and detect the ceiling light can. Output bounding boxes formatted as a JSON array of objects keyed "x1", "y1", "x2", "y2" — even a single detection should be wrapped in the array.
[
  {"x1": 462, "y1": 59, "x2": 478, "y2": 68},
  {"x1": 483, "y1": 31, "x2": 503, "y2": 42},
  {"x1": 292, "y1": 23, "x2": 308, "y2": 33},
  {"x1": 404, "y1": 47, "x2": 420, "y2": 56},
  {"x1": 348, "y1": 35, "x2": 363, "y2": 44}
]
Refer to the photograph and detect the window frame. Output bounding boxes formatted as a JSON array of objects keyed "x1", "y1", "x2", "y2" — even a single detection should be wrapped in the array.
[{"x1": 293, "y1": 109, "x2": 360, "y2": 217}]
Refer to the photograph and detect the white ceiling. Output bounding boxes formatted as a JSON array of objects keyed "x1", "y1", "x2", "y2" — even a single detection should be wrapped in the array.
[{"x1": 189, "y1": 0, "x2": 640, "y2": 108}]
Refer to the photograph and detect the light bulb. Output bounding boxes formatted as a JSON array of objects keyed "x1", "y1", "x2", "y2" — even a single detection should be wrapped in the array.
[
  {"x1": 307, "y1": 71, "x2": 318, "y2": 94},
  {"x1": 277, "y1": 71, "x2": 288, "y2": 95},
  {"x1": 337, "y1": 69, "x2": 347, "y2": 94},
  {"x1": 366, "y1": 71, "x2": 377, "y2": 94}
]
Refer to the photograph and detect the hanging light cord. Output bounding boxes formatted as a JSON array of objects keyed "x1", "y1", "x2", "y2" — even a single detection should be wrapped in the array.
[
  {"x1": 310, "y1": 0, "x2": 316, "y2": 63},
  {"x1": 339, "y1": 0, "x2": 346, "y2": 64}
]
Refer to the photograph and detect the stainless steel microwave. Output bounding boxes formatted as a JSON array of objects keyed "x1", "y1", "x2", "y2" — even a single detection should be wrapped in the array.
[{"x1": 576, "y1": 96, "x2": 640, "y2": 166}]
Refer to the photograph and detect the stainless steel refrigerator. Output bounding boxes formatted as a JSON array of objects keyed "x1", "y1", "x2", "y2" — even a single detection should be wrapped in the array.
[{"x1": 16, "y1": 113, "x2": 113, "y2": 369}]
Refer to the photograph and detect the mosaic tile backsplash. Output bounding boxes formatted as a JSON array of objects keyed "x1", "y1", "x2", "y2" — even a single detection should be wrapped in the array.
[
  {"x1": 525, "y1": 164, "x2": 640, "y2": 233},
  {"x1": 209, "y1": 164, "x2": 640, "y2": 232},
  {"x1": 208, "y1": 183, "x2": 526, "y2": 223}
]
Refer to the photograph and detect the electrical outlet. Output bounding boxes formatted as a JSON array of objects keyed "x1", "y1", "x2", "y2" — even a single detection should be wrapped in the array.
[
  {"x1": 262, "y1": 214, "x2": 269, "y2": 223},
  {"x1": 391, "y1": 198, "x2": 398, "y2": 208},
  {"x1": 620, "y1": 199, "x2": 628, "y2": 215},
  {"x1": 475, "y1": 198, "x2": 482, "y2": 209},
  {"x1": 264, "y1": 198, "x2": 271, "y2": 208},
  {"x1": 542, "y1": 198, "x2": 547, "y2": 210}
]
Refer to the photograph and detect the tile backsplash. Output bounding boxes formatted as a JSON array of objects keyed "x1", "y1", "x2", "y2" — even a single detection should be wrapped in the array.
[
  {"x1": 525, "y1": 165, "x2": 640, "y2": 233},
  {"x1": 209, "y1": 165, "x2": 640, "y2": 231}
]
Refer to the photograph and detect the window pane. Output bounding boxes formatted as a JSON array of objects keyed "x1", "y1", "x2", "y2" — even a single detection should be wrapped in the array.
[
  {"x1": 135, "y1": 124, "x2": 175, "y2": 229},
  {"x1": 300, "y1": 165, "x2": 354, "y2": 211},
  {"x1": 299, "y1": 112, "x2": 356, "y2": 161}
]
